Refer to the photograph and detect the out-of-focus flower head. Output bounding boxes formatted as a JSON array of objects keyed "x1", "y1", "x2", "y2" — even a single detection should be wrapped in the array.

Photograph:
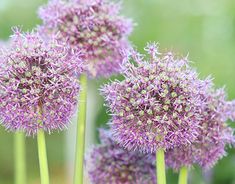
[
  {"x1": 101, "y1": 42, "x2": 211, "y2": 153},
  {"x1": 86, "y1": 128, "x2": 156, "y2": 184},
  {"x1": 0, "y1": 27, "x2": 82, "y2": 135},
  {"x1": 38, "y1": 0, "x2": 133, "y2": 78},
  {"x1": 166, "y1": 88, "x2": 235, "y2": 170}
]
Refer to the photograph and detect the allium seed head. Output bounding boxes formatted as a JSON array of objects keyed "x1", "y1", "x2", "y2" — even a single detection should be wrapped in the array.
[
  {"x1": 86, "y1": 129, "x2": 156, "y2": 184},
  {"x1": 39, "y1": 0, "x2": 133, "y2": 78},
  {"x1": 166, "y1": 88, "x2": 235, "y2": 170},
  {"x1": 101, "y1": 43, "x2": 211, "y2": 153},
  {"x1": 0, "y1": 28, "x2": 82, "y2": 135}
]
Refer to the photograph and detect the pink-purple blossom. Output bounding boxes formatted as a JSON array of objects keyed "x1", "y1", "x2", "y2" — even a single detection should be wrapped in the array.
[
  {"x1": 166, "y1": 88, "x2": 235, "y2": 170},
  {"x1": 0, "y1": 28, "x2": 82, "y2": 135},
  {"x1": 86, "y1": 129, "x2": 156, "y2": 184},
  {"x1": 101, "y1": 43, "x2": 211, "y2": 153},
  {"x1": 38, "y1": 0, "x2": 133, "y2": 78}
]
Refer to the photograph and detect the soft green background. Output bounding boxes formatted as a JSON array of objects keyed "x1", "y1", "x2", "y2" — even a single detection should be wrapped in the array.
[{"x1": 0, "y1": 0, "x2": 235, "y2": 183}]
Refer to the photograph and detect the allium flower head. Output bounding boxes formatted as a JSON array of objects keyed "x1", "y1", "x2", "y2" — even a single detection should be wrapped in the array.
[
  {"x1": 86, "y1": 129, "x2": 156, "y2": 184},
  {"x1": 39, "y1": 0, "x2": 133, "y2": 78},
  {"x1": 101, "y1": 43, "x2": 210, "y2": 153},
  {"x1": 166, "y1": 88, "x2": 235, "y2": 170},
  {"x1": 0, "y1": 28, "x2": 82, "y2": 135}
]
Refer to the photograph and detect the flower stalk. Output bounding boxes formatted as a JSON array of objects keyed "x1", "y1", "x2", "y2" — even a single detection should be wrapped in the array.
[
  {"x1": 14, "y1": 132, "x2": 26, "y2": 184},
  {"x1": 74, "y1": 74, "x2": 88, "y2": 184},
  {"x1": 156, "y1": 149, "x2": 166, "y2": 184},
  {"x1": 178, "y1": 166, "x2": 188, "y2": 184},
  {"x1": 37, "y1": 129, "x2": 50, "y2": 184}
]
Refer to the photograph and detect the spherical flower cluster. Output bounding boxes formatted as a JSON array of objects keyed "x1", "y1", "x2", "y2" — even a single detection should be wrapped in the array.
[
  {"x1": 86, "y1": 129, "x2": 156, "y2": 184},
  {"x1": 0, "y1": 28, "x2": 82, "y2": 135},
  {"x1": 165, "y1": 88, "x2": 235, "y2": 170},
  {"x1": 38, "y1": 0, "x2": 133, "y2": 78},
  {"x1": 101, "y1": 43, "x2": 211, "y2": 153}
]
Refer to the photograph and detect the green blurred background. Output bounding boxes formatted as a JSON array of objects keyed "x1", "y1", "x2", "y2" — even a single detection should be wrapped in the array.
[{"x1": 0, "y1": 0, "x2": 235, "y2": 183}]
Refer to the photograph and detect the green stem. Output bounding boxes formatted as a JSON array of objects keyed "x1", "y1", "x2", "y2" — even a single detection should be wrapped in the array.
[
  {"x1": 37, "y1": 129, "x2": 50, "y2": 184},
  {"x1": 74, "y1": 74, "x2": 87, "y2": 184},
  {"x1": 178, "y1": 166, "x2": 188, "y2": 184},
  {"x1": 156, "y1": 149, "x2": 166, "y2": 184},
  {"x1": 14, "y1": 132, "x2": 26, "y2": 184}
]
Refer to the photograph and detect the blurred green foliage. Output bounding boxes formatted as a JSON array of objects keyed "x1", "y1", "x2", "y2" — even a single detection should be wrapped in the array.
[{"x1": 1, "y1": 0, "x2": 235, "y2": 183}]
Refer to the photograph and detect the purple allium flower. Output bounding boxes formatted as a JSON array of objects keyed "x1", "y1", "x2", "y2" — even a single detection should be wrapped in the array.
[
  {"x1": 38, "y1": 0, "x2": 133, "y2": 78},
  {"x1": 0, "y1": 28, "x2": 82, "y2": 135},
  {"x1": 101, "y1": 43, "x2": 211, "y2": 153},
  {"x1": 86, "y1": 129, "x2": 156, "y2": 184},
  {"x1": 165, "y1": 88, "x2": 235, "y2": 170}
]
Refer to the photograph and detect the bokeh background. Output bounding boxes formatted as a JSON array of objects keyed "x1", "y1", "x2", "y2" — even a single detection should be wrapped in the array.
[{"x1": 1, "y1": 0, "x2": 235, "y2": 183}]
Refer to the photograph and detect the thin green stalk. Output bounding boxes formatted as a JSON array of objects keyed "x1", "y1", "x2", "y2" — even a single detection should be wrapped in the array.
[
  {"x1": 74, "y1": 74, "x2": 87, "y2": 184},
  {"x1": 156, "y1": 149, "x2": 166, "y2": 184},
  {"x1": 14, "y1": 132, "x2": 26, "y2": 184},
  {"x1": 37, "y1": 129, "x2": 50, "y2": 184},
  {"x1": 178, "y1": 166, "x2": 188, "y2": 184}
]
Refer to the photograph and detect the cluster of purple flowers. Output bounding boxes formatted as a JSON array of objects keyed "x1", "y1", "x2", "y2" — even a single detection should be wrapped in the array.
[
  {"x1": 100, "y1": 42, "x2": 235, "y2": 174},
  {"x1": 101, "y1": 43, "x2": 212, "y2": 153},
  {"x1": 166, "y1": 88, "x2": 235, "y2": 170},
  {"x1": 86, "y1": 129, "x2": 156, "y2": 184},
  {"x1": 0, "y1": 0, "x2": 235, "y2": 183},
  {"x1": 39, "y1": 0, "x2": 133, "y2": 78},
  {"x1": 0, "y1": 28, "x2": 82, "y2": 135},
  {"x1": 0, "y1": 0, "x2": 132, "y2": 136}
]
